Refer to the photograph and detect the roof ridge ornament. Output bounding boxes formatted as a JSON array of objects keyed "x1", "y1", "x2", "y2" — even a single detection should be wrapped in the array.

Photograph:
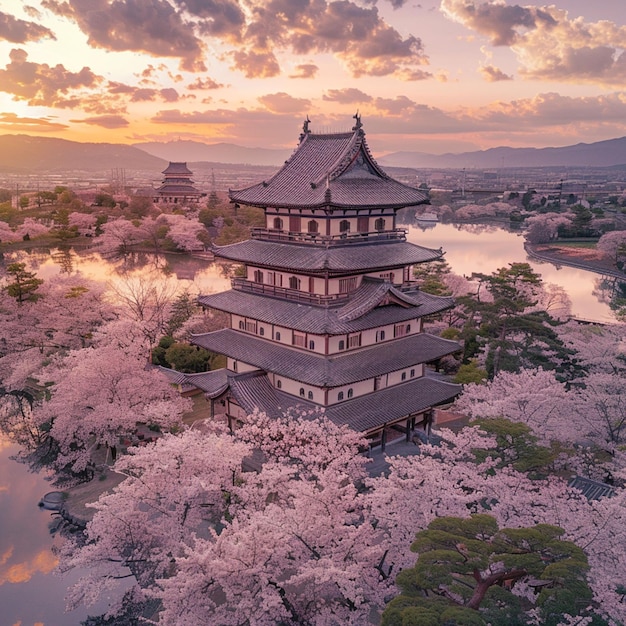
[
  {"x1": 299, "y1": 115, "x2": 312, "y2": 142},
  {"x1": 352, "y1": 110, "x2": 362, "y2": 131}
]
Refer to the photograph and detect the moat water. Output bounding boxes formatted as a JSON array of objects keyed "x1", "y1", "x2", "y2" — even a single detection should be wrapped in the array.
[{"x1": 0, "y1": 223, "x2": 622, "y2": 623}]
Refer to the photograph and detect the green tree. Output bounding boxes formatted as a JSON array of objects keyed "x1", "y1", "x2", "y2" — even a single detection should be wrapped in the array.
[
  {"x1": 453, "y1": 360, "x2": 487, "y2": 385},
  {"x1": 94, "y1": 193, "x2": 116, "y2": 208},
  {"x1": 151, "y1": 335, "x2": 176, "y2": 367},
  {"x1": 470, "y1": 418, "x2": 560, "y2": 475},
  {"x1": 164, "y1": 342, "x2": 212, "y2": 373},
  {"x1": 3, "y1": 262, "x2": 43, "y2": 303},
  {"x1": 0, "y1": 188, "x2": 11, "y2": 203},
  {"x1": 128, "y1": 195, "x2": 152, "y2": 218},
  {"x1": 19, "y1": 195, "x2": 29, "y2": 209},
  {"x1": 36, "y1": 190, "x2": 57, "y2": 206},
  {"x1": 568, "y1": 204, "x2": 594, "y2": 237},
  {"x1": 457, "y1": 264, "x2": 576, "y2": 378},
  {"x1": 414, "y1": 258, "x2": 453, "y2": 296},
  {"x1": 383, "y1": 515, "x2": 604, "y2": 626},
  {"x1": 166, "y1": 291, "x2": 196, "y2": 336}
]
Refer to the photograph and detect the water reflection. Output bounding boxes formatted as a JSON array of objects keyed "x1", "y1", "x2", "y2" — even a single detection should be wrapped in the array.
[
  {"x1": 405, "y1": 222, "x2": 617, "y2": 323},
  {"x1": 0, "y1": 437, "x2": 116, "y2": 625},
  {"x1": 5, "y1": 247, "x2": 231, "y2": 296}
]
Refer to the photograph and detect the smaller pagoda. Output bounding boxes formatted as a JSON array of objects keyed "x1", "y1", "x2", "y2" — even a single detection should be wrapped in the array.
[{"x1": 154, "y1": 162, "x2": 203, "y2": 205}]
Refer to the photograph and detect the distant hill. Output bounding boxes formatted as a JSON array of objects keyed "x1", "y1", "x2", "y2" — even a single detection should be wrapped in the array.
[
  {"x1": 1, "y1": 133, "x2": 624, "y2": 175},
  {"x1": 0, "y1": 135, "x2": 167, "y2": 173},
  {"x1": 378, "y1": 136, "x2": 626, "y2": 169},
  {"x1": 134, "y1": 140, "x2": 292, "y2": 167}
]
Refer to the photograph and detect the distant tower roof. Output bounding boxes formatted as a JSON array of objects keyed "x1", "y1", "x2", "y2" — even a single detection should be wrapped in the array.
[{"x1": 162, "y1": 162, "x2": 193, "y2": 175}]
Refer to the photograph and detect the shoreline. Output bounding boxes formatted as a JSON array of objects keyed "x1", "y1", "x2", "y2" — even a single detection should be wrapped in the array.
[{"x1": 525, "y1": 242, "x2": 625, "y2": 280}]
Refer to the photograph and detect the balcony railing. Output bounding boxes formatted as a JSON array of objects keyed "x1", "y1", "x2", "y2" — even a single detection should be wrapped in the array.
[
  {"x1": 249, "y1": 228, "x2": 407, "y2": 246},
  {"x1": 231, "y1": 278, "x2": 350, "y2": 305}
]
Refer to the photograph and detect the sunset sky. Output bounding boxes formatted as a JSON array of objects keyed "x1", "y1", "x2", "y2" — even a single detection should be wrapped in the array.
[{"x1": 1, "y1": 0, "x2": 625, "y2": 154}]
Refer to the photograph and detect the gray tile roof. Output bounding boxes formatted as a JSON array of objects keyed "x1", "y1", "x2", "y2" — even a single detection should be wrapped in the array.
[
  {"x1": 211, "y1": 239, "x2": 442, "y2": 272},
  {"x1": 227, "y1": 370, "x2": 460, "y2": 433},
  {"x1": 157, "y1": 366, "x2": 229, "y2": 398},
  {"x1": 229, "y1": 128, "x2": 428, "y2": 210},
  {"x1": 191, "y1": 329, "x2": 461, "y2": 386},
  {"x1": 162, "y1": 162, "x2": 193, "y2": 175},
  {"x1": 156, "y1": 184, "x2": 201, "y2": 194},
  {"x1": 336, "y1": 279, "x2": 421, "y2": 322},
  {"x1": 568, "y1": 476, "x2": 615, "y2": 500},
  {"x1": 198, "y1": 283, "x2": 454, "y2": 334}
]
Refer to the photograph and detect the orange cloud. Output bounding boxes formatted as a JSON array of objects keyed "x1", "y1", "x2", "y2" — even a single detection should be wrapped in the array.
[
  {"x1": 71, "y1": 114, "x2": 129, "y2": 128},
  {"x1": 0, "y1": 548, "x2": 58, "y2": 585},
  {"x1": 0, "y1": 48, "x2": 101, "y2": 106},
  {"x1": 0, "y1": 112, "x2": 69, "y2": 132}
]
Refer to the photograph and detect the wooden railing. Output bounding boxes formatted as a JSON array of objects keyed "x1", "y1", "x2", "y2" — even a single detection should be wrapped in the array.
[
  {"x1": 249, "y1": 228, "x2": 407, "y2": 246},
  {"x1": 231, "y1": 278, "x2": 350, "y2": 305}
]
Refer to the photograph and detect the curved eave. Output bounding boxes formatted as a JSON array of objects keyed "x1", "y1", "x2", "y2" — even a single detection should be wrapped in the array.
[
  {"x1": 197, "y1": 288, "x2": 455, "y2": 334},
  {"x1": 210, "y1": 239, "x2": 443, "y2": 272},
  {"x1": 191, "y1": 329, "x2": 461, "y2": 387}
]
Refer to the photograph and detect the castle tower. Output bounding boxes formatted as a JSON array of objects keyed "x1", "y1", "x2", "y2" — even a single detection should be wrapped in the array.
[
  {"x1": 191, "y1": 117, "x2": 460, "y2": 450},
  {"x1": 154, "y1": 161, "x2": 203, "y2": 205}
]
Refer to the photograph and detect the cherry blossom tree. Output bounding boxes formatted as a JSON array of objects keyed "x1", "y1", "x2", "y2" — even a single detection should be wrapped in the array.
[
  {"x1": 108, "y1": 272, "x2": 180, "y2": 350},
  {"x1": 597, "y1": 230, "x2": 626, "y2": 269},
  {"x1": 557, "y1": 321, "x2": 626, "y2": 375},
  {"x1": 68, "y1": 211, "x2": 97, "y2": 236},
  {"x1": 456, "y1": 369, "x2": 577, "y2": 445},
  {"x1": 58, "y1": 428, "x2": 250, "y2": 614},
  {"x1": 525, "y1": 213, "x2": 572, "y2": 244},
  {"x1": 95, "y1": 218, "x2": 144, "y2": 256},
  {"x1": 0, "y1": 220, "x2": 20, "y2": 242},
  {"x1": 455, "y1": 202, "x2": 517, "y2": 221},
  {"x1": 14, "y1": 217, "x2": 51, "y2": 240},
  {"x1": 368, "y1": 425, "x2": 626, "y2": 624},
  {"x1": 33, "y1": 337, "x2": 189, "y2": 477},
  {"x1": 159, "y1": 213, "x2": 206, "y2": 251},
  {"x1": 59, "y1": 413, "x2": 390, "y2": 624}
]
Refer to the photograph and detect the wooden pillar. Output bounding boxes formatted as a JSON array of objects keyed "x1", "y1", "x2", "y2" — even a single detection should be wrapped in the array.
[
  {"x1": 381, "y1": 428, "x2": 387, "y2": 452},
  {"x1": 425, "y1": 409, "x2": 434, "y2": 436},
  {"x1": 405, "y1": 418, "x2": 411, "y2": 442}
]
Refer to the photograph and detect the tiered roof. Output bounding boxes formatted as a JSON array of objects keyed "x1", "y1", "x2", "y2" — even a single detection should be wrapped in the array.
[
  {"x1": 229, "y1": 123, "x2": 428, "y2": 210},
  {"x1": 162, "y1": 162, "x2": 193, "y2": 175},
  {"x1": 198, "y1": 280, "x2": 454, "y2": 334},
  {"x1": 192, "y1": 329, "x2": 459, "y2": 387},
  {"x1": 210, "y1": 239, "x2": 441, "y2": 272},
  {"x1": 156, "y1": 161, "x2": 202, "y2": 197},
  {"x1": 227, "y1": 370, "x2": 460, "y2": 433}
]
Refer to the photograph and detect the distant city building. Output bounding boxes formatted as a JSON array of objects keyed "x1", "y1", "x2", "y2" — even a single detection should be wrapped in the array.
[
  {"x1": 154, "y1": 162, "x2": 203, "y2": 205},
  {"x1": 191, "y1": 116, "x2": 461, "y2": 450}
]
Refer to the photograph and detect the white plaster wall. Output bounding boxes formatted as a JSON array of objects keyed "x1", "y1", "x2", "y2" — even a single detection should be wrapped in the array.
[
  {"x1": 387, "y1": 363, "x2": 424, "y2": 386},
  {"x1": 273, "y1": 376, "x2": 322, "y2": 404},
  {"x1": 327, "y1": 378, "x2": 372, "y2": 405},
  {"x1": 272, "y1": 325, "x2": 291, "y2": 345},
  {"x1": 226, "y1": 357, "x2": 258, "y2": 374}
]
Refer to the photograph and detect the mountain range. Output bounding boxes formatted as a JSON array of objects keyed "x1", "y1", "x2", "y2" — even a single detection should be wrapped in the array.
[
  {"x1": 378, "y1": 136, "x2": 626, "y2": 169},
  {"x1": 0, "y1": 135, "x2": 167, "y2": 173},
  {"x1": 0, "y1": 134, "x2": 624, "y2": 174}
]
